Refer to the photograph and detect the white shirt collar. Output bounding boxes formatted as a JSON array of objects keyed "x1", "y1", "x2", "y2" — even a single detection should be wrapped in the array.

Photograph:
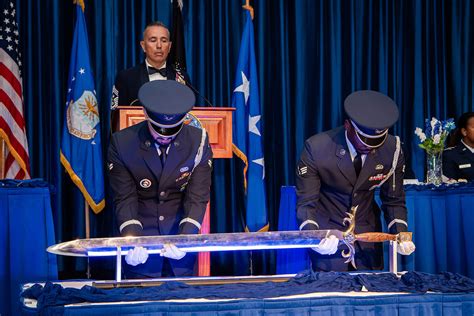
[
  {"x1": 461, "y1": 140, "x2": 474, "y2": 153},
  {"x1": 345, "y1": 131, "x2": 367, "y2": 164},
  {"x1": 145, "y1": 59, "x2": 167, "y2": 80}
]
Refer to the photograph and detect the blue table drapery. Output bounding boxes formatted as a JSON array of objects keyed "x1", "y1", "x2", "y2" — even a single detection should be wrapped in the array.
[
  {"x1": 0, "y1": 179, "x2": 58, "y2": 316},
  {"x1": 20, "y1": 279, "x2": 474, "y2": 316},
  {"x1": 21, "y1": 294, "x2": 474, "y2": 316},
  {"x1": 277, "y1": 183, "x2": 474, "y2": 278}
]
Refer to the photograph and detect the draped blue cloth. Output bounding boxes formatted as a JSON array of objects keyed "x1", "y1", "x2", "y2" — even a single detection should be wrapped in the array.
[
  {"x1": 277, "y1": 183, "x2": 474, "y2": 279},
  {"x1": 402, "y1": 183, "x2": 474, "y2": 278},
  {"x1": 20, "y1": 294, "x2": 474, "y2": 316},
  {"x1": 0, "y1": 180, "x2": 57, "y2": 316},
  {"x1": 20, "y1": 271, "x2": 474, "y2": 316}
]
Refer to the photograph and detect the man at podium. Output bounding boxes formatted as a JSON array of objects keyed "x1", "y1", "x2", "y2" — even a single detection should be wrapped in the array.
[
  {"x1": 110, "y1": 21, "x2": 191, "y2": 128},
  {"x1": 107, "y1": 80, "x2": 212, "y2": 278}
]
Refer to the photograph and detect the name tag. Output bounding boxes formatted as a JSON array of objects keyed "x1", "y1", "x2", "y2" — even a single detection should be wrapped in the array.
[{"x1": 459, "y1": 164, "x2": 471, "y2": 169}]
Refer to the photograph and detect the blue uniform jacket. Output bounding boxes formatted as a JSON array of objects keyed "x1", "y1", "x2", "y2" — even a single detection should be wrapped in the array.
[
  {"x1": 296, "y1": 126, "x2": 407, "y2": 271},
  {"x1": 443, "y1": 143, "x2": 474, "y2": 181},
  {"x1": 108, "y1": 121, "x2": 212, "y2": 276}
]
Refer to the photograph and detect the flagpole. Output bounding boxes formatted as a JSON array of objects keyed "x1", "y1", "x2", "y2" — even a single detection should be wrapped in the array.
[
  {"x1": 85, "y1": 201, "x2": 91, "y2": 278},
  {"x1": 242, "y1": 0, "x2": 255, "y2": 276},
  {"x1": 0, "y1": 140, "x2": 4, "y2": 178}
]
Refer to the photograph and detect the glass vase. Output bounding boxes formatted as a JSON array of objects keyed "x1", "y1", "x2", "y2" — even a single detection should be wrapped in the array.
[{"x1": 426, "y1": 151, "x2": 443, "y2": 186}]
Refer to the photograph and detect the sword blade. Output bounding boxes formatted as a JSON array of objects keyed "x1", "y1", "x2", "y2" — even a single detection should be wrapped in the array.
[{"x1": 47, "y1": 230, "x2": 343, "y2": 257}]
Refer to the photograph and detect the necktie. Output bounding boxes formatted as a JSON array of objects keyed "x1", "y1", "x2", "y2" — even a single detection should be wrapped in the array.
[
  {"x1": 159, "y1": 145, "x2": 168, "y2": 166},
  {"x1": 353, "y1": 153, "x2": 362, "y2": 177},
  {"x1": 148, "y1": 66, "x2": 167, "y2": 77}
]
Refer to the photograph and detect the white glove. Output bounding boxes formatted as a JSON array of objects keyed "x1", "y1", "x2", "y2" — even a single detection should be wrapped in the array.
[
  {"x1": 311, "y1": 235, "x2": 339, "y2": 255},
  {"x1": 125, "y1": 246, "x2": 149, "y2": 266},
  {"x1": 160, "y1": 243, "x2": 186, "y2": 260},
  {"x1": 397, "y1": 241, "x2": 416, "y2": 255}
]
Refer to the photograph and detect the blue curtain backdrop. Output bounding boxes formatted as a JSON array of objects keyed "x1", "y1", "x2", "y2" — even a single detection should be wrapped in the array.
[{"x1": 11, "y1": 0, "x2": 474, "y2": 277}]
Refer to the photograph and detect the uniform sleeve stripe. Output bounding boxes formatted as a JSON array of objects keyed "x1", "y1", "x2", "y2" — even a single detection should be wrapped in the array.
[
  {"x1": 119, "y1": 220, "x2": 143, "y2": 233},
  {"x1": 179, "y1": 217, "x2": 201, "y2": 230},
  {"x1": 299, "y1": 220, "x2": 319, "y2": 230},
  {"x1": 387, "y1": 219, "x2": 408, "y2": 230}
]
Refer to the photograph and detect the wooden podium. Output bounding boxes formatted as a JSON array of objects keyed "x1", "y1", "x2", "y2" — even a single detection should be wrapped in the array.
[
  {"x1": 115, "y1": 106, "x2": 234, "y2": 276},
  {"x1": 115, "y1": 106, "x2": 233, "y2": 158}
]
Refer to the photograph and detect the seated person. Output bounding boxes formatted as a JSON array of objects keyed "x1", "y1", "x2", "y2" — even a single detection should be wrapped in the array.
[
  {"x1": 108, "y1": 80, "x2": 212, "y2": 278},
  {"x1": 443, "y1": 112, "x2": 474, "y2": 181}
]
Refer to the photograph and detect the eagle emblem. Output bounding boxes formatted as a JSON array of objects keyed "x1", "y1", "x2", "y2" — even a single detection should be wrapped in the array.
[{"x1": 66, "y1": 90, "x2": 100, "y2": 140}]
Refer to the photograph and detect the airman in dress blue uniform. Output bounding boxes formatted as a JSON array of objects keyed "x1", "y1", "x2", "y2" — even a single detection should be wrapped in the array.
[
  {"x1": 296, "y1": 90, "x2": 415, "y2": 271},
  {"x1": 108, "y1": 80, "x2": 212, "y2": 278},
  {"x1": 443, "y1": 112, "x2": 474, "y2": 182},
  {"x1": 443, "y1": 144, "x2": 474, "y2": 181}
]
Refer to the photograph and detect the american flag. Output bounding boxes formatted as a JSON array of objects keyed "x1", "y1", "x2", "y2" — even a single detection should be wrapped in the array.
[{"x1": 0, "y1": 1, "x2": 30, "y2": 179}]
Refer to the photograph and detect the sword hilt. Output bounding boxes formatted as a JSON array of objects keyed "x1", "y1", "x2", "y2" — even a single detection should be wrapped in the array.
[{"x1": 355, "y1": 231, "x2": 412, "y2": 243}]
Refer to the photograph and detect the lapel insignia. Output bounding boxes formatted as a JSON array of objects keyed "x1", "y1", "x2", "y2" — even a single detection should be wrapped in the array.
[
  {"x1": 459, "y1": 164, "x2": 471, "y2": 169},
  {"x1": 108, "y1": 163, "x2": 114, "y2": 170},
  {"x1": 180, "y1": 166, "x2": 189, "y2": 173},
  {"x1": 375, "y1": 164, "x2": 384, "y2": 170},
  {"x1": 208, "y1": 159, "x2": 212, "y2": 168},
  {"x1": 139, "y1": 178, "x2": 152, "y2": 188},
  {"x1": 339, "y1": 149, "x2": 346, "y2": 156},
  {"x1": 369, "y1": 173, "x2": 387, "y2": 181}
]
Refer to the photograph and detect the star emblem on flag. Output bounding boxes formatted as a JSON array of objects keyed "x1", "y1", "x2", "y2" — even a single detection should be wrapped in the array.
[{"x1": 233, "y1": 71, "x2": 250, "y2": 104}]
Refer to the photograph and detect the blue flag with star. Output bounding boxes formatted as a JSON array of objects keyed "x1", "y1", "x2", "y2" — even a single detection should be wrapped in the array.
[
  {"x1": 232, "y1": 11, "x2": 268, "y2": 232},
  {"x1": 60, "y1": 2, "x2": 105, "y2": 213}
]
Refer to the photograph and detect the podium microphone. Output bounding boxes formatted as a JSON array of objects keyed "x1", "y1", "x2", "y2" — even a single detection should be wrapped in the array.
[{"x1": 174, "y1": 66, "x2": 214, "y2": 107}]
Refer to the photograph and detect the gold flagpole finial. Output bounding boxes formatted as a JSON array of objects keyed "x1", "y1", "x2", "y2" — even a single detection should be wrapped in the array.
[
  {"x1": 74, "y1": 0, "x2": 85, "y2": 12},
  {"x1": 242, "y1": 0, "x2": 254, "y2": 20}
]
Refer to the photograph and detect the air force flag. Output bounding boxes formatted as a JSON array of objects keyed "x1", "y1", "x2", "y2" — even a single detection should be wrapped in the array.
[
  {"x1": 232, "y1": 11, "x2": 268, "y2": 232},
  {"x1": 60, "y1": 2, "x2": 105, "y2": 213}
]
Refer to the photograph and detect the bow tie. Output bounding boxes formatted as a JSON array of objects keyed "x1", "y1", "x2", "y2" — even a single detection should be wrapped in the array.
[{"x1": 148, "y1": 66, "x2": 167, "y2": 77}]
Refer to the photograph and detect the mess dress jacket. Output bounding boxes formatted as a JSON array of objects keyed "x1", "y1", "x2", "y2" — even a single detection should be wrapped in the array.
[
  {"x1": 110, "y1": 62, "x2": 191, "y2": 131},
  {"x1": 108, "y1": 121, "x2": 212, "y2": 277},
  {"x1": 296, "y1": 126, "x2": 408, "y2": 271},
  {"x1": 111, "y1": 62, "x2": 191, "y2": 107},
  {"x1": 443, "y1": 143, "x2": 474, "y2": 181}
]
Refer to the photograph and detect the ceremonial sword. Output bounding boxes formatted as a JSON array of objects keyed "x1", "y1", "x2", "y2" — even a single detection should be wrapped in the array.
[{"x1": 47, "y1": 206, "x2": 412, "y2": 269}]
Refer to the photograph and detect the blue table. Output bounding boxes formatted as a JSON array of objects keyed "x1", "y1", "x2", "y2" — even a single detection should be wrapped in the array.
[
  {"x1": 20, "y1": 280, "x2": 474, "y2": 316},
  {"x1": 277, "y1": 183, "x2": 474, "y2": 278},
  {"x1": 0, "y1": 179, "x2": 58, "y2": 316}
]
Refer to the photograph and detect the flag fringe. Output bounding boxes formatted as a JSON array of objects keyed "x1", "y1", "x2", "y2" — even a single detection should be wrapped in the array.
[
  {"x1": 0, "y1": 129, "x2": 29, "y2": 177},
  {"x1": 60, "y1": 151, "x2": 105, "y2": 214},
  {"x1": 245, "y1": 223, "x2": 270, "y2": 233},
  {"x1": 73, "y1": 0, "x2": 85, "y2": 11},
  {"x1": 232, "y1": 143, "x2": 248, "y2": 191}
]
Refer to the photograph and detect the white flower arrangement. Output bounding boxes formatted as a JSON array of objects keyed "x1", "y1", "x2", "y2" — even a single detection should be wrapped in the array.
[{"x1": 414, "y1": 117, "x2": 455, "y2": 154}]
